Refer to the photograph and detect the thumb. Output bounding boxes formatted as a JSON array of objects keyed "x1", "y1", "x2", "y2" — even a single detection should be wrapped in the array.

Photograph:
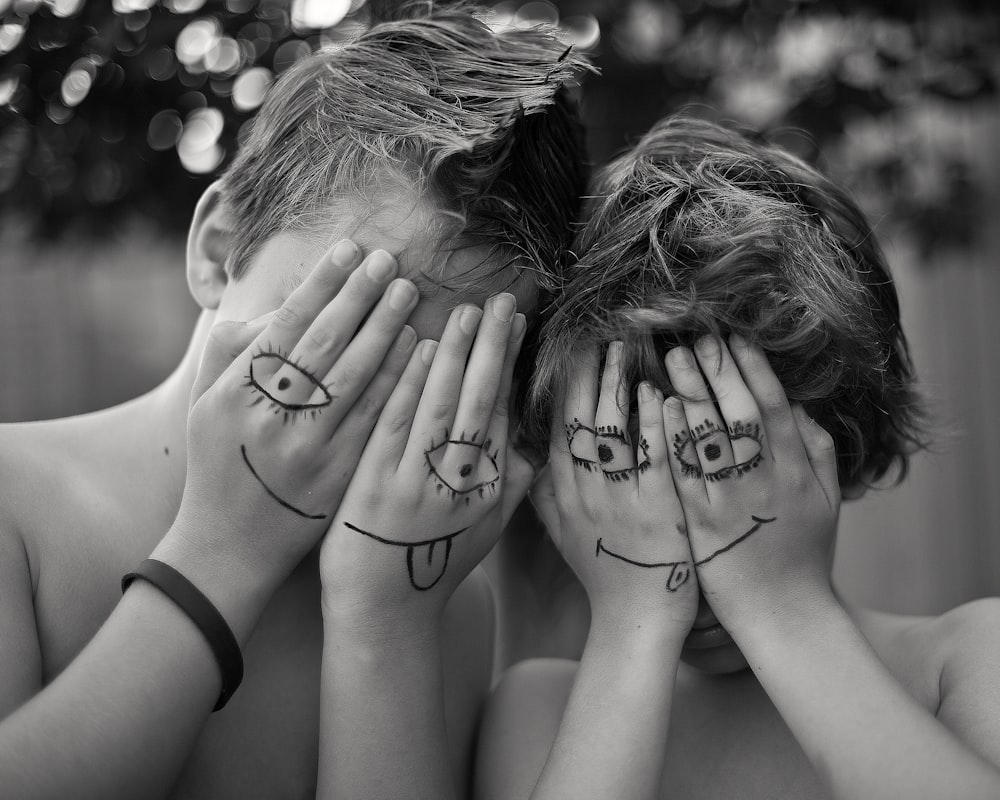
[
  {"x1": 191, "y1": 312, "x2": 274, "y2": 404},
  {"x1": 527, "y1": 464, "x2": 561, "y2": 550},
  {"x1": 791, "y1": 403, "x2": 841, "y2": 508},
  {"x1": 500, "y1": 444, "x2": 540, "y2": 530}
]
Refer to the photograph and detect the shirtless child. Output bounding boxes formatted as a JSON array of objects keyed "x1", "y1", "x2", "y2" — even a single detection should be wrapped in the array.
[
  {"x1": 0, "y1": 6, "x2": 587, "y2": 798},
  {"x1": 475, "y1": 116, "x2": 1000, "y2": 799}
]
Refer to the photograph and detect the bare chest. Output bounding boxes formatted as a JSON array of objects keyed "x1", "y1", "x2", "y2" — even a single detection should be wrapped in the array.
[{"x1": 660, "y1": 673, "x2": 827, "y2": 800}]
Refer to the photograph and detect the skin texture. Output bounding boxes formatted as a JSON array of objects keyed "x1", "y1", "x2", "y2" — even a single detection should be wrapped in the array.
[
  {"x1": 0, "y1": 184, "x2": 529, "y2": 799},
  {"x1": 318, "y1": 295, "x2": 534, "y2": 800},
  {"x1": 476, "y1": 339, "x2": 1000, "y2": 800}
]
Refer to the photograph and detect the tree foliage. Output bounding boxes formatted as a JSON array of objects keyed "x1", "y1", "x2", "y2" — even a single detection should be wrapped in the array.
[{"x1": 1, "y1": 0, "x2": 997, "y2": 255}]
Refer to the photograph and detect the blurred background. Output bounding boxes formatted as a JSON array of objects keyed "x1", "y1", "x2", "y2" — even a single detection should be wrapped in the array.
[{"x1": 1, "y1": 0, "x2": 998, "y2": 615}]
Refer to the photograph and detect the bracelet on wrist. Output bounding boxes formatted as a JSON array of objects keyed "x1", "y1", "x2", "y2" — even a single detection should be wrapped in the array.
[{"x1": 122, "y1": 558, "x2": 244, "y2": 711}]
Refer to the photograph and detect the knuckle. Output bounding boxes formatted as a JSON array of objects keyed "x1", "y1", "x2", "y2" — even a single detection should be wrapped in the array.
[
  {"x1": 272, "y1": 303, "x2": 305, "y2": 331},
  {"x1": 302, "y1": 328, "x2": 342, "y2": 358},
  {"x1": 352, "y1": 391, "x2": 384, "y2": 422}
]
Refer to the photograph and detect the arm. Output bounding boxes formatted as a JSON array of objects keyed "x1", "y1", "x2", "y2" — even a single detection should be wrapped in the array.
[
  {"x1": 0, "y1": 243, "x2": 417, "y2": 800},
  {"x1": 664, "y1": 334, "x2": 1000, "y2": 800},
  {"x1": 481, "y1": 343, "x2": 698, "y2": 800},
  {"x1": 318, "y1": 295, "x2": 530, "y2": 799}
]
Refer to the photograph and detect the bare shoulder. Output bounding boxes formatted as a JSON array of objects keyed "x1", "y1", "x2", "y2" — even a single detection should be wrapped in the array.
[
  {"x1": 475, "y1": 658, "x2": 578, "y2": 800},
  {"x1": 901, "y1": 598, "x2": 1000, "y2": 765}
]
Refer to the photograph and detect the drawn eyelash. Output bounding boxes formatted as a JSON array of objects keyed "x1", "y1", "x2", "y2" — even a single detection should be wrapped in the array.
[
  {"x1": 424, "y1": 429, "x2": 500, "y2": 504},
  {"x1": 243, "y1": 345, "x2": 333, "y2": 424}
]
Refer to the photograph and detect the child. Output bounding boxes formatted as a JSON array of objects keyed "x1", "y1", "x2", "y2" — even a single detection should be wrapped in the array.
[
  {"x1": 474, "y1": 116, "x2": 1000, "y2": 799},
  {"x1": 0, "y1": 5, "x2": 587, "y2": 798}
]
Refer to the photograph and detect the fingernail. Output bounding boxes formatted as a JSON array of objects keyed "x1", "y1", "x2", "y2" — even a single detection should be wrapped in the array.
[
  {"x1": 459, "y1": 305, "x2": 482, "y2": 334},
  {"x1": 366, "y1": 250, "x2": 396, "y2": 281},
  {"x1": 511, "y1": 313, "x2": 526, "y2": 341},
  {"x1": 638, "y1": 381, "x2": 653, "y2": 401},
  {"x1": 394, "y1": 325, "x2": 416, "y2": 352},
  {"x1": 667, "y1": 347, "x2": 694, "y2": 368},
  {"x1": 729, "y1": 332, "x2": 748, "y2": 350},
  {"x1": 421, "y1": 339, "x2": 438, "y2": 365},
  {"x1": 331, "y1": 239, "x2": 358, "y2": 268},
  {"x1": 492, "y1": 293, "x2": 516, "y2": 322},
  {"x1": 387, "y1": 279, "x2": 417, "y2": 311}
]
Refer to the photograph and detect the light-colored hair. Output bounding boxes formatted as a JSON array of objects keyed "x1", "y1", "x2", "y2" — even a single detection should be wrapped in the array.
[
  {"x1": 218, "y1": 2, "x2": 589, "y2": 288},
  {"x1": 527, "y1": 115, "x2": 927, "y2": 488}
]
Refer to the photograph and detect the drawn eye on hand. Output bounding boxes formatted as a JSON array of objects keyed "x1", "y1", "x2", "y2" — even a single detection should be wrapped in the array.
[
  {"x1": 565, "y1": 420, "x2": 649, "y2": 481},
  {"x1": 424, "y1": 432, "x2": 500, "y2": 504},
  {"x1": 672, "y1": 419, "x2": 763, "y2": 481},
  {"x1": 244, "y1": 350, "x2": 332, "y2": 423}
]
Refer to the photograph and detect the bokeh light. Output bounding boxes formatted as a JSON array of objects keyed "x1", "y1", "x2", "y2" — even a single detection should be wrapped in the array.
[
  {"x1": 291, "y1": 0, "x2": 351, "y2": 32},
  {"x1": 231, "y1": 65, "x2": 272, "y2": 112}
]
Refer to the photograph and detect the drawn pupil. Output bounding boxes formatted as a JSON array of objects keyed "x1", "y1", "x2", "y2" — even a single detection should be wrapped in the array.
[
  {"x1": 597, "y1": 444, "x2": 614, "y2": 464},
  {"x1": 249, "y1": 353, "x2": 331, "y2": 410},
  {"x1": 704, "y1": 443, "x2": 722, "y2": 461},
  {"x1": 425, "y1": 440, "x2": 499, "y2": 494}
]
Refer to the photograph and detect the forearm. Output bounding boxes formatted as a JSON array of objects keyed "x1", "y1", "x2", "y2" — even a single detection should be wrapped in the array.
[
  {"x1": 318, "y1": 613, "x2": 454, "y2": 800},
  {"x1": 737, "y1": 594, "x2": 1000, "y2": 800},
  {"x1": 0, "y1": 534, "x2": 278, "y2": 800},
  {"x1": 529, "y1": 614, "x2": 682, "y2": 800}
]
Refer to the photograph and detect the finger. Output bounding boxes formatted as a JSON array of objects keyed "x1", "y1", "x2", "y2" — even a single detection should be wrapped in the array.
[
  {"x1": 665, "y1": 346, "x2": 735, "y2": 484},
  {"x1": 562, "y1": 347, "x2": 602, "y2": 484},
  {"x1": 251, "y1": 239, "x2": 362, "y2": 354},
  {"x1": 451, "y1": 293, "x2": 518, "y2": 446},
  {"x1": 264, "y1": 250, "x2": 402, "y2": 406},
  {"x1": 636, "y1": 382, "x2": 678, "y2": 505},
  {"x1": 528, "y1": 464, "x2": 562, "y2": 549},
  {"x1": 594, "y1": 342, "x2": 637, "y2": 482},
  {"x1": 327, "y1": 325, "x2": 418, "y2": 452},
  {"x1": 663, "y1": 395, "x2": 708, "y2": 507},
  {"x1": 791, "y1": 404, "x2": 841, "y2": 508},
  {"x1": 728, "y1": 334, "x2": 806, "y2": 464},
  {"x1": 315, "y1": 278, "x2": 419, "y2": 429},
  {"x1": 693, "y1": 336, "x2": 767, "y2": 480},
  {"x1": 193, "y1": 312, "x2": 274, "y2": 402},
  {"x1": 404, "y1": 304, "x2": 483, "y2": 463},
  {"x1": 367, "y1": 340, "x2": 438, "y2": 467},
  {"x1": 500, "y1": 445, "x2": 537, "y2": 530}
]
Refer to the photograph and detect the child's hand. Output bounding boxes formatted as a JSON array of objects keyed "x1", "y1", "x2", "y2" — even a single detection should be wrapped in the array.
[
  {"x1": 166, "y1": 242, "x2": 419, "y2": 590},
  {"x1": 534, "y1": 342, "x2": 699, "y2": 634},
  {"x1": 319, "y1": 294, "x2": 533, "y2": 624},
  {"x1": 663, "y1": 335, "x2": 841, "y2": 629}
]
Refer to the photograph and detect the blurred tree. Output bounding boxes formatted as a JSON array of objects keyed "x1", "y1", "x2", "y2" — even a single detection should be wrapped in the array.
[{"x1": 0, "y1": 0, "x2": 997, "y2": 255}]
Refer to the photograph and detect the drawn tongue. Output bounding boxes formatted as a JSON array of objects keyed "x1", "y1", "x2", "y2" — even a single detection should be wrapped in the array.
[{"x1": 406, "y1": 539, "x2": 452, "y2": 591}]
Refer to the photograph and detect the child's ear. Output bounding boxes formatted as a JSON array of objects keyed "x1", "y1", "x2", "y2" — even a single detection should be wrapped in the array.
[{"x1": 186, "y1": 181, "x2": 232, "y2": 310}]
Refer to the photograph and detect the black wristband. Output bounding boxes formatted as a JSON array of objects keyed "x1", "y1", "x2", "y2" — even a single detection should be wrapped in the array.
[{"x1": 122, "y1": 558, "x2": 244, "y2": 712}]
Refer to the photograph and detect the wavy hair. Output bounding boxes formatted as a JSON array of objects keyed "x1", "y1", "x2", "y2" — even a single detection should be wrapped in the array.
[
  {"x1": 219, "y1": 1, "x2": 590, "y2": 286},
  {"x1": 527, "y1": 115, "x2": 927, "y2": 488}
]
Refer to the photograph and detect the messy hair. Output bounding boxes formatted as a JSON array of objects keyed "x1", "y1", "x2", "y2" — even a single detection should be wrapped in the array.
[
  {"x1": 218, "y1": 1, "x2": 590, "y2": 286},
  {"x1": 527, "y1": 115, "x2": 927, "y2": 488}
]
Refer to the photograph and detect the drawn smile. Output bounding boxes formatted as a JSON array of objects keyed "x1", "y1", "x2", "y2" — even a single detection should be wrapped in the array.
[
  {"x1": 343, "y1": 522, "x2": 470, "y2": 591},
  {"x1": 595, "y1": 539, "x2": 691, "y2": 591}
]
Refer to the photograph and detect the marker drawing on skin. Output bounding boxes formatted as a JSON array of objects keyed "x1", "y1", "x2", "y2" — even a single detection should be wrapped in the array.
[
  {"x1": 240, "y1": 445, "x2": 327, "y2": 520},
  {"x1": 244, "y1": 346, "x2": 334, "y2": 423},
  {"x1": 424, "y1": 429, "x2": 500, "y2": 504},
  {"x1": 672, "y1": 419, "x2": 764, "y2": 481},
  {"x1": 565, "y1": 419, "x2": 650, "y2": 481},
  {"x1": 595, "y1": 539, "x2": 691, "y2": 592},
  {"x1": 344, "y1": 521, "x2": 471, "y2": 591},
  {"x1": 694, "y1": 515, "x2": 777, "y2": 566}
]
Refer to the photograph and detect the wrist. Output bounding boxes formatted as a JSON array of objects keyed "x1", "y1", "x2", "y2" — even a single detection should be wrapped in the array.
[
  {"x1": 729, "y1": 586, "x2": 847, "y2": 654},
  {"x1": 588, "y1": 607, "x2": 690, "y2": 655},
  {"x1": 150, "y1": 525, "x2": 281, "y2": 646}
]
